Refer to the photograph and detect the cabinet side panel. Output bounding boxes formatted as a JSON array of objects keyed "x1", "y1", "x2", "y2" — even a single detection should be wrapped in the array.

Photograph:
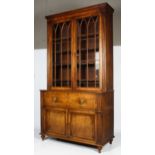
[
  {"x1": 102, "y1": 13, "x2": 113, "y2": 91},
  {"x1": 96, "y1": 94, "x2": 104, "y2": 145},
  {"x1": 105, "y1": 13, "x2": 113, "y2": 91},
  {"x1": 40, "y1": 91, "x2": 45, "y2": 134},
  {"x1": 102, "y1": 92, "x2": 114, "y2": 143}
]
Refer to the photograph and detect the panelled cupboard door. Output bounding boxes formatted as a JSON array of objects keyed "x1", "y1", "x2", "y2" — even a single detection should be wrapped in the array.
[
  {"x1": 68, "y1": 110, "x2": 96, "y2": 142},
  {"x1": 50, "y1": 21, "x2": 72, "y2": 88},
  {"x1": 44, "y1": 108, "x2": 67, "y2": 136},
  {"x1": 75, "y1": 15, "x2": 101, "y2": 89}
]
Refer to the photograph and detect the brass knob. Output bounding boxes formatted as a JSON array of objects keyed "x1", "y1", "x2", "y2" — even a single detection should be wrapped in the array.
[
  {"x1": 79, "y1": 98, "x2": 85, "y2": 105},
  {"x1": 53, "y1": 97, "x2": 57, "y2": 103}
]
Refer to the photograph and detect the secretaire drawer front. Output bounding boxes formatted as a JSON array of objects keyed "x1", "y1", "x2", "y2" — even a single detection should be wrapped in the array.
[
  {"x1": 43, "y1": 92, "x2": 68, "y2": 108},
  {"x1": 69, "y1": 93, "x2": 96, "y2": 110}
]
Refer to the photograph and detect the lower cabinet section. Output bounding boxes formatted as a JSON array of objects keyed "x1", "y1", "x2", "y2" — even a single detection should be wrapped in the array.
[
  {"x1": 69, "y1": 110, "x2": 96, "y2": 142},
  {"x1": 41, "y1": 91, "x2": 114, "y2": 153},
  {"x1": 45, "y1": 108, "x2": 66, "y2": 136},
  {"x1": 43, "y1": 107, "x2": 96, "y2": 143}
]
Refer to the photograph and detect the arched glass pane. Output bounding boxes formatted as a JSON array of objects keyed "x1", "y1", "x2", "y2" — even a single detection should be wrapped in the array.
[
  {"x1": 77, "y1": 16, "x2": 99, "y2": 88},
  {"x1": 52, "y1": 21, "x2": 71, "y2": 87},
  {"x1": 80, "y1": 20, "x2": 87, "y2": 35}
]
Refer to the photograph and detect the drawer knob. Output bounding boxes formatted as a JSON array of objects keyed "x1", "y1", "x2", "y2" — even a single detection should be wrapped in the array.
[
  {"x1": 52, "y1": 97, "x2": 57, "y2": 103},
  {"x1": 79, "y1": 98, "x2": 86, "y2": 105}
]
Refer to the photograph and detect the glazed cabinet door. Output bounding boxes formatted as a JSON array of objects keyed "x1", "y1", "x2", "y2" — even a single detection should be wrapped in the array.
[
  {"x1": 75, "y1": 15, "x2": 101, "y2": 89},
  {"x1": 43, "y1": 108, "x2": 67, "y2": 136},
  {"x1": 68, "y1": 110, "x2": 96, "y2": 143},
  {"x1": 48, "y1": 20, "x2": 72, "y2": 89}
]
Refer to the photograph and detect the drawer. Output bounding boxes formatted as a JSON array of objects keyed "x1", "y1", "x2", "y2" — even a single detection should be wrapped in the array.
[
  {"x1": 42, "y1": 92, "x2": 68, "y2": 108},
  {"x1": 68, "y1": 93, "x2": 96, "y2": 110}
]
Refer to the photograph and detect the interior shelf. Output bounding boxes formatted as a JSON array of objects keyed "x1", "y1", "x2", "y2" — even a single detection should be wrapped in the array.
[
  {"x1": 53, "y1": 37, "x2": 71, "y2": 42},
  {"x1": 78, "y1": 33, "x2": 99, "y2": 38},
  {"x1": 55, "y1": 51, "x2": 71, "y2": 54},
  {"x1": 77, "y1": 48, "x2": 99, "y2": 52},
  {"x1": 53, "y1": 80, "x2": 71, "y2": 82},
  {"x1": 55, "y1": 63, "x2": 71, "y2": 66},
  {"x1": 77, "y1": 79, "x2": 99, "y2": 82}
]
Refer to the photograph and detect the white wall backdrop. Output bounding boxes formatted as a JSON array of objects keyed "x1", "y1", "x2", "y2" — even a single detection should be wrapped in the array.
[
  {"x1": 34, "y1": 49, "x2": 47, "y2": 130},
  {"x1": 114, "y1": 46, "x2": 121, "y2": 131},
  {"x1": 34, "y1": 46, "x2": 121, "y2": 131},
  {"x1": 34, "y1": 0, "x2": 121, "y2": 49}
]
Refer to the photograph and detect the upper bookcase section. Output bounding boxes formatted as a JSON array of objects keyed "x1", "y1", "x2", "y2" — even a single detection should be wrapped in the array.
[{"x1": 45, "y1": 3, "x2": 114, "y2": 22}]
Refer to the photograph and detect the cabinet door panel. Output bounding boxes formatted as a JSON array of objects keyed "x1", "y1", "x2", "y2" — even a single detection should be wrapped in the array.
[
  {"x1": 45, "y1": 108, "x2": 66, "y2": 135},
  {"x1": 69, "y1": 111, "x2": 96, "y2": 141},
  {"x1": 76, "y1": 16, "x2": 100, "y2": 88},
  {"x1": 52, "y1": 21, "x2": 71, "y2": 88}
]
